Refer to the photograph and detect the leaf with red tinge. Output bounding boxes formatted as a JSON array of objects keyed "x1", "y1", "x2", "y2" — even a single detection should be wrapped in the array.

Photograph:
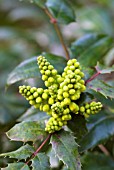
[
  {"x1": 87, "y1": 79, "x2": 114, "y2": 99},
  {"x1": 96, "y1": 62, "x2": 114, "y2": 74},
  {"x1": 50, "y1": 130, "x2": 81, "y2": 170},
  {"x1": 7, "y1": 121, "x2": 47, "y2": 142}
]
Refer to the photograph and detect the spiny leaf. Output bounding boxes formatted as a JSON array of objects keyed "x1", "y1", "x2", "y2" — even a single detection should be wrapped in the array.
[
  {"x1": 1, "y1": 162, "x2": 30, "y2": 170},
  {"x1": 67, "y1": 114, "x2": 87, "y2": 143},
  {"x1": 7, "y1": 121, "x2": 47, "y2": 142},
  {"x1": 87, "y1": 79, "x2": 114, "y2": 98},
  {"x1": 96, "y1": 62, "x2": 114, "y2": 74},
  {"x1": 32, "y1": 153, "x2": 50, "y2": 170},
  {"x1": 7, "y1": 53, "x2": 67, "y2": 86},
  {"x1": 0, "y1": 144, "x2": 34, "y2": 160},
  {"x1": 46, "y1": 0, "x2": 75, "y2": 24},
  {"x1": 82, "y1": 153, "x2": 114, "y2": 170},
  {"x1": 79, "y1": 114, "x2": 114, "y2": 152},
  {"x1": 70, "y1": 34, "x2": 113, "y2": 67},
  {"x1": 50, "y1": 130, "x2": 81, "y2": 170},
  {"x1": 18, "y1": 106, "x2": 49, "y2": 122}
]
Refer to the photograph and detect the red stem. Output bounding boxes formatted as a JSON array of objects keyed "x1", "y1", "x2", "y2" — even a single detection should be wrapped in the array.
[
  {"x1": 85, "y1": 71, "x2": 100, "y2": 85},
  {"x1": 98, "y1": 144, "x2": 110, "y2": 156},
  {"x1": 26, "y1": 134, "x2": 51, "y2": 164}
]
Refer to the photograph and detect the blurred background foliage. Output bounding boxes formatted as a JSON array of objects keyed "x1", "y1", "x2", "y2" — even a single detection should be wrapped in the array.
[{"x1": 0, "y1": 0, "x2": 114, "y2": 167}]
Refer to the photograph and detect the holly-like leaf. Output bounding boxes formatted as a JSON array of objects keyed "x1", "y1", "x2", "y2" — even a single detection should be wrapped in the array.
[
  {"x1": 50, "y1": 130, "x2": 81, "y2": 170},
  {"x1": 67, "y1": 114, "x2": 87, "y2": 143},
  {"x1": 32, "y1": 153, "x2": 50, "y2": 170},
  {"x1": 18, "y1": 106, "x2": 49, "y2": 122},
  {"x1": 96, "y1": 62, "x2": 114, "y2": 74},
  {"x1": 1, "y1": 162, "x2": 30, "y2": 170},
  {"x1": 7, "y1": 121, "x2": 47, "y2": 142},
  {"x1": 79, "y1": 114, "x2": 114, "y2": 152},
  {"x1": 82, "y1": 153, "x2": 114, "y2": 170},
  {"x1": 0, "y1": 144, "x2": 34, "y2": 160},
  {"x1": 46, "y1": 0, "x2": 75, "y2": 24},
  {"x1": 70, "y1": 34, "x2": 113, "y2": 67},
  {"x1": 87, "y1": 79, "x2": 114, "y2": 98},
  {"x1": 7, "y1": 53, "x2": 67, "y2": 86}
]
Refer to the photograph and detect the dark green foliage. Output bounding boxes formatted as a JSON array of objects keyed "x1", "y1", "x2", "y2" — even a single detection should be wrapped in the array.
[{"x1": 1, "y1": 0, "x2": 114, "y2": 169}]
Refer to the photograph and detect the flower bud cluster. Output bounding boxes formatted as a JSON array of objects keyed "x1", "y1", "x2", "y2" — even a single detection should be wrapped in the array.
[
  {"x1": 19, "y1": 55, "x2": 103, "y2": 133},
  {"x1": 19, "y1": 85, "x2": 51, "y2": 112},
  {"x1": 58, "y1": 59, "x2": 86, "y2": 103},
  {"x1": 45, "y1": 102, "x2": 71, "y2": 133},
  {"x1": 37, "y1": 56, "x2": 63, "y2": 88},
  {"x1": 79, "y1": 101, "x2": 102, "y2": 118}
]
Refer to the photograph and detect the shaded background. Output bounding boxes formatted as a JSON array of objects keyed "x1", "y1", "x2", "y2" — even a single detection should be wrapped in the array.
[{"x1": 0, "y1": 0, "x2": 114, "y2": 167}]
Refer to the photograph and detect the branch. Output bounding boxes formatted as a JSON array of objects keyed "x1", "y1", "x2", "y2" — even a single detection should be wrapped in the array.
[
  {"x1": 98, "y1": 144, "x2": 110, "y2": 156},
  {"x1": 85, "y1": 71, "x2": 100, "y2": 85},
  {"x1": 43, "y1": 7, "x2": 70, "y2": 60},
  {"x1": 26, "y1": 134, "x2": 52, "y2": 164}
]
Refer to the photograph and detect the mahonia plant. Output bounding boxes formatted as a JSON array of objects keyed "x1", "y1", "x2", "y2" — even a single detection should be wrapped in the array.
[{"x1": 19, "y1": 56, "x2": 102, "y2": 133}]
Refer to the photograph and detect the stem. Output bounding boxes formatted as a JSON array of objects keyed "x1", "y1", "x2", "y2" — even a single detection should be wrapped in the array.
[
  {"x1": 26, "y1": 134, "x2": 51, "y2": 164},
  {"x1": 43, "y1": 7, "x2": 70, "y2": 60},
  {"x1": 85, "y1": 71, "x2": 100, "y2": 85},
  {"x1": 98, "y1": 144, "x2": 110, "y2": 156}
]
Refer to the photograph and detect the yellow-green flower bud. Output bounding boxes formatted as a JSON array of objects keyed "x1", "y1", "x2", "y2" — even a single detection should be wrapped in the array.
[
  {"x1": 36, "y1": 97, "x2": 42, "y2": 103},
  {"x1": 43, "y1": 104, "x2": 50, "y2": 112}
]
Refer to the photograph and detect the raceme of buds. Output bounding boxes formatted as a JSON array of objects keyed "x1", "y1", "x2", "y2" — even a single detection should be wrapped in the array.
[
  {"x1": 79, "y1": 101, "x2": 103, "y2": 118},
  {"x1": 19, "y1": 55, "x2": 103, "y2": 133}
]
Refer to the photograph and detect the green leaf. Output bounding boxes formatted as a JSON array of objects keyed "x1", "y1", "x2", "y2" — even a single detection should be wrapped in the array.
[
  {"x1": 70, "y1": 34, "x2": 105, "y2": 58},
  {"x1": 82, "y1": 67, "x2": 95, "y2": 81},
  {"x1": 79, "y1": 114, "x2": 114, "y2": 152},
  {"x1": 32, "y1": 153, "x2": 50, "y2": 170},
  {"x1": 87, "y1": 79, "x2": 114, "y2": 98},
  {"x1": 0, "y1": 144, "x2": 34, "y2": 160},
  {"x1": 70, "y1": 34, "x2": 113, "y2": 67},
  {"x1": 7, "y1": 121, "x2": 47, "y2": 142},
  {"x1": 50, "y1": 130, "x2": 81, "y2": 170},
  {"x1": 82, "y1": 153, "x2": 114, "y2": 170},
  {"x1": 96, "y1": 62, "x2": 114, "y2": 74},
  {"x1": 86, "y1": 110, "x2": 112, "y2": 131},
  {"x1": 42, "y1": 53, "x2": 67, "y2": 73},
  {"x1": 7, "y1": 57, "x2": 40, "y2": 86},
  {"x1": 7, "y1": 53, "x2": 67, "y2": 86},
  {"x1": 67, "y1": 114, "x2": 87, "y2": 143},
  {"x1": 1, "y1": 162, "x2": 30, "y2": 170},
  {"x1": 18, "y1": 106, "x2": 49, "y2": 122},
  {"x1": 46, "y1": 0, "x2": 75, "y2": 24}
]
